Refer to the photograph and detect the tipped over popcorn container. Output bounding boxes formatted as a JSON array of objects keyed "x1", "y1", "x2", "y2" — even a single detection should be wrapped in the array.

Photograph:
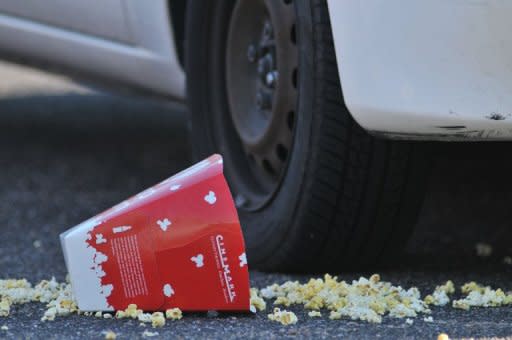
[{"x1": 60, "y1": 154, "x2": 250, "y2": 312}]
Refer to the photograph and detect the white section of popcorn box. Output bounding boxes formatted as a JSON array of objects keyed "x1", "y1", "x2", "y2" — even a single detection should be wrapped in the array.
[{"x1": 60, "y1": 217, "x2": 113, "y2": 311}]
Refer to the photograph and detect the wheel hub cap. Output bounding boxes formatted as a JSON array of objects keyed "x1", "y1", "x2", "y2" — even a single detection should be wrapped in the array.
[{"x1": 226, "y1": 0, "x2": 298, "y2": 192}]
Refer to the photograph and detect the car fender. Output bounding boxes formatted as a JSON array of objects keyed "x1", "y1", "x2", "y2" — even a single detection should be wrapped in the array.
[{"x1": 327, "y1": 0, "x2": 512, "y2": 140}]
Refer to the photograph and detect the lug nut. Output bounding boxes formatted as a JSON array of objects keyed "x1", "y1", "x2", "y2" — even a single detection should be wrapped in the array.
[
  {"x1": 247, "y1": 44, "x2": 257, "y2": 63},
  {"x1": 265, "y1": 71, "x2": 278, "y2": 87},
  {"x1": 263, "y1": 22, "x2": 273, "y2": 39}
]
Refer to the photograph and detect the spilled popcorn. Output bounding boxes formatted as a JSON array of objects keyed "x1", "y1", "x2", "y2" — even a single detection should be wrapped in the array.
[
  {"x1": 115, "y1": 304, "x2": 143, "y2": 319},
  {"x1": 0, "y1": 298, "x2": 9, "y2": 317},
  {"x1": 307, "y1": 310, "x2": 322, "y2": 318},
  {"x1": 452, "y1": 282, "x2": 512, "y2": 310},
  {"x1": 137, "y1": 313, "x2": 153, "y2": 323},
  {"x1": 0, "y1": 277, "x2": 78, "y2": 322},
  {"x1": 150, "y1": 312, "x2": 166, "y2": 328},
  {"x1": 142, "y1": 330, "x2": 159, "y2": 337},
  {"x1": 250, "y1": 288, "x2": 267, "y2": 313},
  {"x1": 0, "y1": 274, "x2": 511, "y2": 327},
  {"x1": 267, "y1": 308, "x2": 298, "y2": 325},
  {"x1": 0, "y1": 277, "x2": 174, "y2": 327},
  {"x1": 103, "y1": 330, "x2": 117, "y2": 339},
  {"x1": 165, "y1": 308, "x2": 182, "y2": 320},
  {"x1": 424, "y1": 280, "x2": 455, "y2": 306},
  {"x1": 261, "y1": 274, "x2": 430, "y2": 324}
]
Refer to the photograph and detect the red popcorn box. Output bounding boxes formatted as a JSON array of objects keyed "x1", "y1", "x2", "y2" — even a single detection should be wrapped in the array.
[{"x1": 60, "y1": 155, "x2": 250, "y2": 312}]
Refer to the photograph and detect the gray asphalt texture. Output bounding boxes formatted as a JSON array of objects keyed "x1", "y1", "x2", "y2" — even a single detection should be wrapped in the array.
[{"x1": 0, "y1": 61, "x2": 511, "y2": 339}]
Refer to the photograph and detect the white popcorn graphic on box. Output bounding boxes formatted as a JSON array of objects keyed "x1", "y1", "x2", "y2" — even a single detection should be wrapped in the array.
[
  {"x1": 95, "y1": 234, "x2": 106, "y2": 244},
  {"x1": 157, "y1": 218, "x2": 171, "y2": 231},
  {"x1": 163, "y1": 284, "x2": 175, "y2": 298},
  {"x1": 59, "y1": 218, "x2": 112, "y2": 311},
  {"x1": 204, "y1": 191, "x2": 217, "y2": 205},
  {"x1": 239, "y1": 253, "x2": 247, "y2": 267},
  {"x1": 191, "y1": 254, "x2": 204, "y2": 268}
]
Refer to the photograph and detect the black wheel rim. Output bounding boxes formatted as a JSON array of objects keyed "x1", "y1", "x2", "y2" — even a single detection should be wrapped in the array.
[{"x1": 224, "y1": 0, "x2": 298, "y2": 211}]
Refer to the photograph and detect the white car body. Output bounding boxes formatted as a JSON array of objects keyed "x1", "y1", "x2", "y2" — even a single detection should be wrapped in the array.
[
  {"x1": 327, "y1": 0, "x2": 512, "y2": 140},
  {"x1": 0, "y1": 0, "x2": 511, "y2": 140},
  {"x1": 0, "y1": 0, "x2": 185, "y2": 99}
]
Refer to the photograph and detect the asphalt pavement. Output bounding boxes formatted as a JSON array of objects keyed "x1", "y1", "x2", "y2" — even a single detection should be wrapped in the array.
[{"x1": 0, "y1": 60, "x2": 511, "y2": 339}]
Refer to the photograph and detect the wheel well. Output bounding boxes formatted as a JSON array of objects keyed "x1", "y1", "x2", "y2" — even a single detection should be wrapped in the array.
[{"x1": 168, "y1": 0, "x2": 187, "y2": 67}]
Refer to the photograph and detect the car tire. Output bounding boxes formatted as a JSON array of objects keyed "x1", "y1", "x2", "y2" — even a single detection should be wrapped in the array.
[{"x1": 185, "y1": 0, "x2": 430, "y2": 271}]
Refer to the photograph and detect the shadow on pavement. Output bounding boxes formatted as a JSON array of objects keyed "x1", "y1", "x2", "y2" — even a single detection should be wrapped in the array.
[{"x1": 404, "y1": 142, "x2": 512, "y2": 271}]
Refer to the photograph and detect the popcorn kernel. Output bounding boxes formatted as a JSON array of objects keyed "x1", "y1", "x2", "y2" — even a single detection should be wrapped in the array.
[
  {"x1": 250, "y1": 288, "x2": 267, "y2": 312},
  {"x1": 150, "y1": 312, "x2": 166, "y2": 328},
  {"x1": 142, "y1": 330, "x2": 159, "y2": 337},
  {"x1": 165, "y1": 308, "x2": 182, "y2": 320},
  {"x1": 104, "y1": 330, "x2": 117, "y2": 340},
  {"x1": 307, "y1": 310, "x2": 322, "y2": 317},
  {"x1": 438, "y1": 333, "x2": 450, "y2": 340},
  {"x1": 267, "y1": 308, "x2": 298, "y2": 325},
  {"x1": 0, "y1": 298, "x2": 10, "y2": 317}
]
